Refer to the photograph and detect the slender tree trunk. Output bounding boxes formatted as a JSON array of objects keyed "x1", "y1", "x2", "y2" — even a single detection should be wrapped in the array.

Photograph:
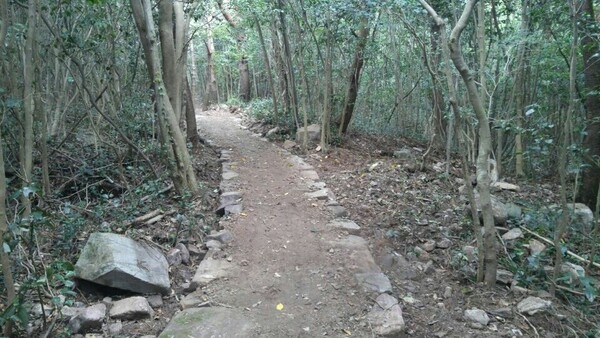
[
  {"x1": 321, "y1": 15, "x2": 333, "y2": 151},
  {"x1": 579, "y1": 0, "x2": 600, "y2": 209},
  {"x1": 0, "y1": 3, "x2": 16, "y2": 336},
  {"x1": 20, "y1": 0, "x2": 37, "y2": 219},
  {"x1": 337, "y1": 17, "x2": 369, "y2": 135},
  {"x1": 448, "y1": 0, "x2": 497, "y2": 286},
  {"x1": 277, "y1": 0, "x2": 299, "y2": 129},
  {"x1": 430, "y1": 21, "x2": 446, "y2": 145},
  {"x1": 255, "y1": 13, "x2": 279, "y2": 124},
  {"x1": 271, "y1": 22, "x2": 290, "y2": 118}
]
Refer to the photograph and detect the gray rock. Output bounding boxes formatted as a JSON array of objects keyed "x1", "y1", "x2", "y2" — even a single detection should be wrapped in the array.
[
  {"x1": 288, "y1": 155, "x2": 313, "y2": 170},
  {"x1": 367, "y1": 293, "x2": 405, "y2": 336},
  {"x1": 490, "y1": 181, "x2": 521, "y2": 192},
  {"x1": 282, "y1": 140, "x2": 297, "y2": 149},
  {"x1": 464, "y1": 308, "x2": 490, "y2": 325},
  {"x1": 328, "y1": 205, "x2": 348, "y2": 218},
  {"x1": 166, "y1": 248, "x2": 183, "y2": 266},
  {"x1": 474, "y1": 193, "x2": 508, "y2": 225},
  {"x1": 561, "y1": 262, "x2": 585, "y2": 284},
  {"x1": 74, "y1": 233, "x2": 170, "y2": 295},
  {"x1": 60, "y1": 306, "x2": 80, "y2": 320},
  {"x1": 436, "y1": 238, "x2": 452, "y2": 249},
  {"x1": 502, "y1": 228, "x2": 523, "y2": 241},
  {"x1": 329, "y1": 236, "x2": 381, "y2": 273},
  {"x1": 422, "y1": 240, "x2": 436, "y2": 252},
  {"x1": 175, "y1": 243, "x2": 190, "y2": 264},
  {"x1": 300, "y1": 170, "x2": 320, "y2": 180},
  {"x1": 224, "y1": 204, "x2": 243, "y2": 215},
  {"x1": 222, "y1": 171, "x2": 239, "y2": 180},
  {"x1": 296, "y1": 124, "x2": 321, "y2": 143},
  {"x1": 517, "y1": 296, "x2": 552, "y2": 315},
  {"x1": 308, "y1": 181, "x2": 327, "y2": 191},
  {"x1": 187, "y1": 244, "x2": 206, "y2": 259},
  {"x1": 413, "y1": 246, "x2": 430, "y2": 261},
  {"x1": 496, "y1": 269, "x2": 515, "y2": 285},
  {"x1": 68, "y1": 303, "x2": 106, "y2": 334},
  {"x1": 180, "y1": 290, "x2": 208, "y2": 309},
  {"x1": 327, "y1": 219, "x2": 361, "y2": 234},
  {"x1": 207, "y1": 230, "x2": 234, "y2": 244},
  {"x1": 159, "y1": 307, "x2": 256, "y2": 337},
  {"x1": 443, "y1": 286, "x2": 452, "y2": 298},
  {"x1": 146, "y1": 295, "x2": 163, "y2": 308},
  {"x1": 462, "y1": 245, "x2": 477, "y2": 261},
  {"x1": 108, "y1": 321, "x2": 123, "y2": 336},
  {"x1": 529, "y1": 239, "x2": 546, "y2": 256},
  {"x1": 109, "y1": 296, "x2": 154, "y2": 320},
  {"x1": 305, "y1": 189, "x2": 330, "y2": 200},
  {"x1": 265, "y1": 126, "x2": 280, "y2": 137},
  {"x1": 220, "y1": 191, "x2": 242, "y2": 205},
  {"x1": 355, "y1": 272, "x2": 393, "y2": 293},
  {"x1": 205, "y1": 240, "x2": 223, "y2": 250},
  {"x1": 505, "y1": 203, "x2": 522, "y2": 220},
  {"x1": 393, "y1": 149, "x2": 414, "y2": 161},
  {"x1": 191, "y1": 257, "x2": 234, "y2": 290}
]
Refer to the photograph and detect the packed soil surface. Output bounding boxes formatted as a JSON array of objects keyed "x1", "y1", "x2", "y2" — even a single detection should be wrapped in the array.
[{"x1": 195, "y1": 107, "x2": 375, "y2": 337}]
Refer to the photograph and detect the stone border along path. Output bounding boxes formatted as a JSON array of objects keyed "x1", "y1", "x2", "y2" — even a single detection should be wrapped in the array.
[{"x1": 159, "y1": 108, "x2": 405, "y2": 337}]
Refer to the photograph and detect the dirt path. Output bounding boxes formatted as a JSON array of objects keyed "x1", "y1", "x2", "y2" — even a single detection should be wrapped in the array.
[{"x1": 190, "y1": 108, "x2": 380, "y2": 337}]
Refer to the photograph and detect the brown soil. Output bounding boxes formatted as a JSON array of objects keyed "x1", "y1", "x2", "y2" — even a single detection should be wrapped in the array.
[{"x1": 195, "y1": 107, "x2": 374, "y2": 337}]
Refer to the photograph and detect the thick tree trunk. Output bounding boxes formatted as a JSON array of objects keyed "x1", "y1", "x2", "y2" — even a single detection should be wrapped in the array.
[
  {"x1": 130, "y1": 0, "x2": 198, "y2": 195},
  {"x1": 430, "y1": 22, "x2": 446, "y2": 144},
  {"x1": 579, "y1": 0, "x2": 600, "y2": 210},
  {"x1": 337, "y1": 19, "x2": 369, "y2": 135}
]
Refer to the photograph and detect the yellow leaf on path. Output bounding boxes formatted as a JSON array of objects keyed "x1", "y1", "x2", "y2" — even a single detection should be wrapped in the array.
[
  {"x1": 342, "y1": 328, "x2": 352, "y2": 336},
  {"x1": 240, "y1": 212, "x2": 247, "y2": 216},
  {"x1": 276, "y1": 303, "x2": 284, "y2": 311}
]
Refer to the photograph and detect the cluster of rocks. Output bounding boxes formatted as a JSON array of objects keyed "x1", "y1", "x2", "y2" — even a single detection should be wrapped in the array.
[
  {"x1": 51, "y1": 225, "x2": 237, "y2": 336},
  {"x1": 289, "y1": 153, "x2": 405, "y2": 336},
  {"x1": 463, "y1": 296, "x2": 553, "y2": 332}
]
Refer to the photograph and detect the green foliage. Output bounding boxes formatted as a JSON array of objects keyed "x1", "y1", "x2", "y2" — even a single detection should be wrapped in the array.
[{"x1": 248, "y1": 99, "x2": 275, "y2": 123}]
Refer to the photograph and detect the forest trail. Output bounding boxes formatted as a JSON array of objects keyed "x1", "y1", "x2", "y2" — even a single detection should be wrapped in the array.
[{"x1": 186, "y1": 107, "x2": 384, "y2": 337}]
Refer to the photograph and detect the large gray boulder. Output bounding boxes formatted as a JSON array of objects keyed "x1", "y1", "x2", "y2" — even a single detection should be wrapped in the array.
[
  {"x1": 296, "y1": 124, "x2": 321, "y2": 143},
  {"x1": 75, "y1": 232, "x2": 170, "y2": 295}
]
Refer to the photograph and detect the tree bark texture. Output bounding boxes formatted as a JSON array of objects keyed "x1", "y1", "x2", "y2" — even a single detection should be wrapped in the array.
[
  {"x1": 579, "y1": 0, "x2": 600, "y2": 210},
  {"x1": 204, "y1": 31, "x2": 219, "y2": 108},
  {"x1": 337, "y1": 18, "x2": 370, "y2": 135},
  {"x1": 449, "y1": 0, "x2": 498, "y2": 286},
  {"x1": 130, "y1": 0, "x2": 198, "y2": 195},
  {"x1": 217, "y1": 0, "x2": 251, "y2": 101}
]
